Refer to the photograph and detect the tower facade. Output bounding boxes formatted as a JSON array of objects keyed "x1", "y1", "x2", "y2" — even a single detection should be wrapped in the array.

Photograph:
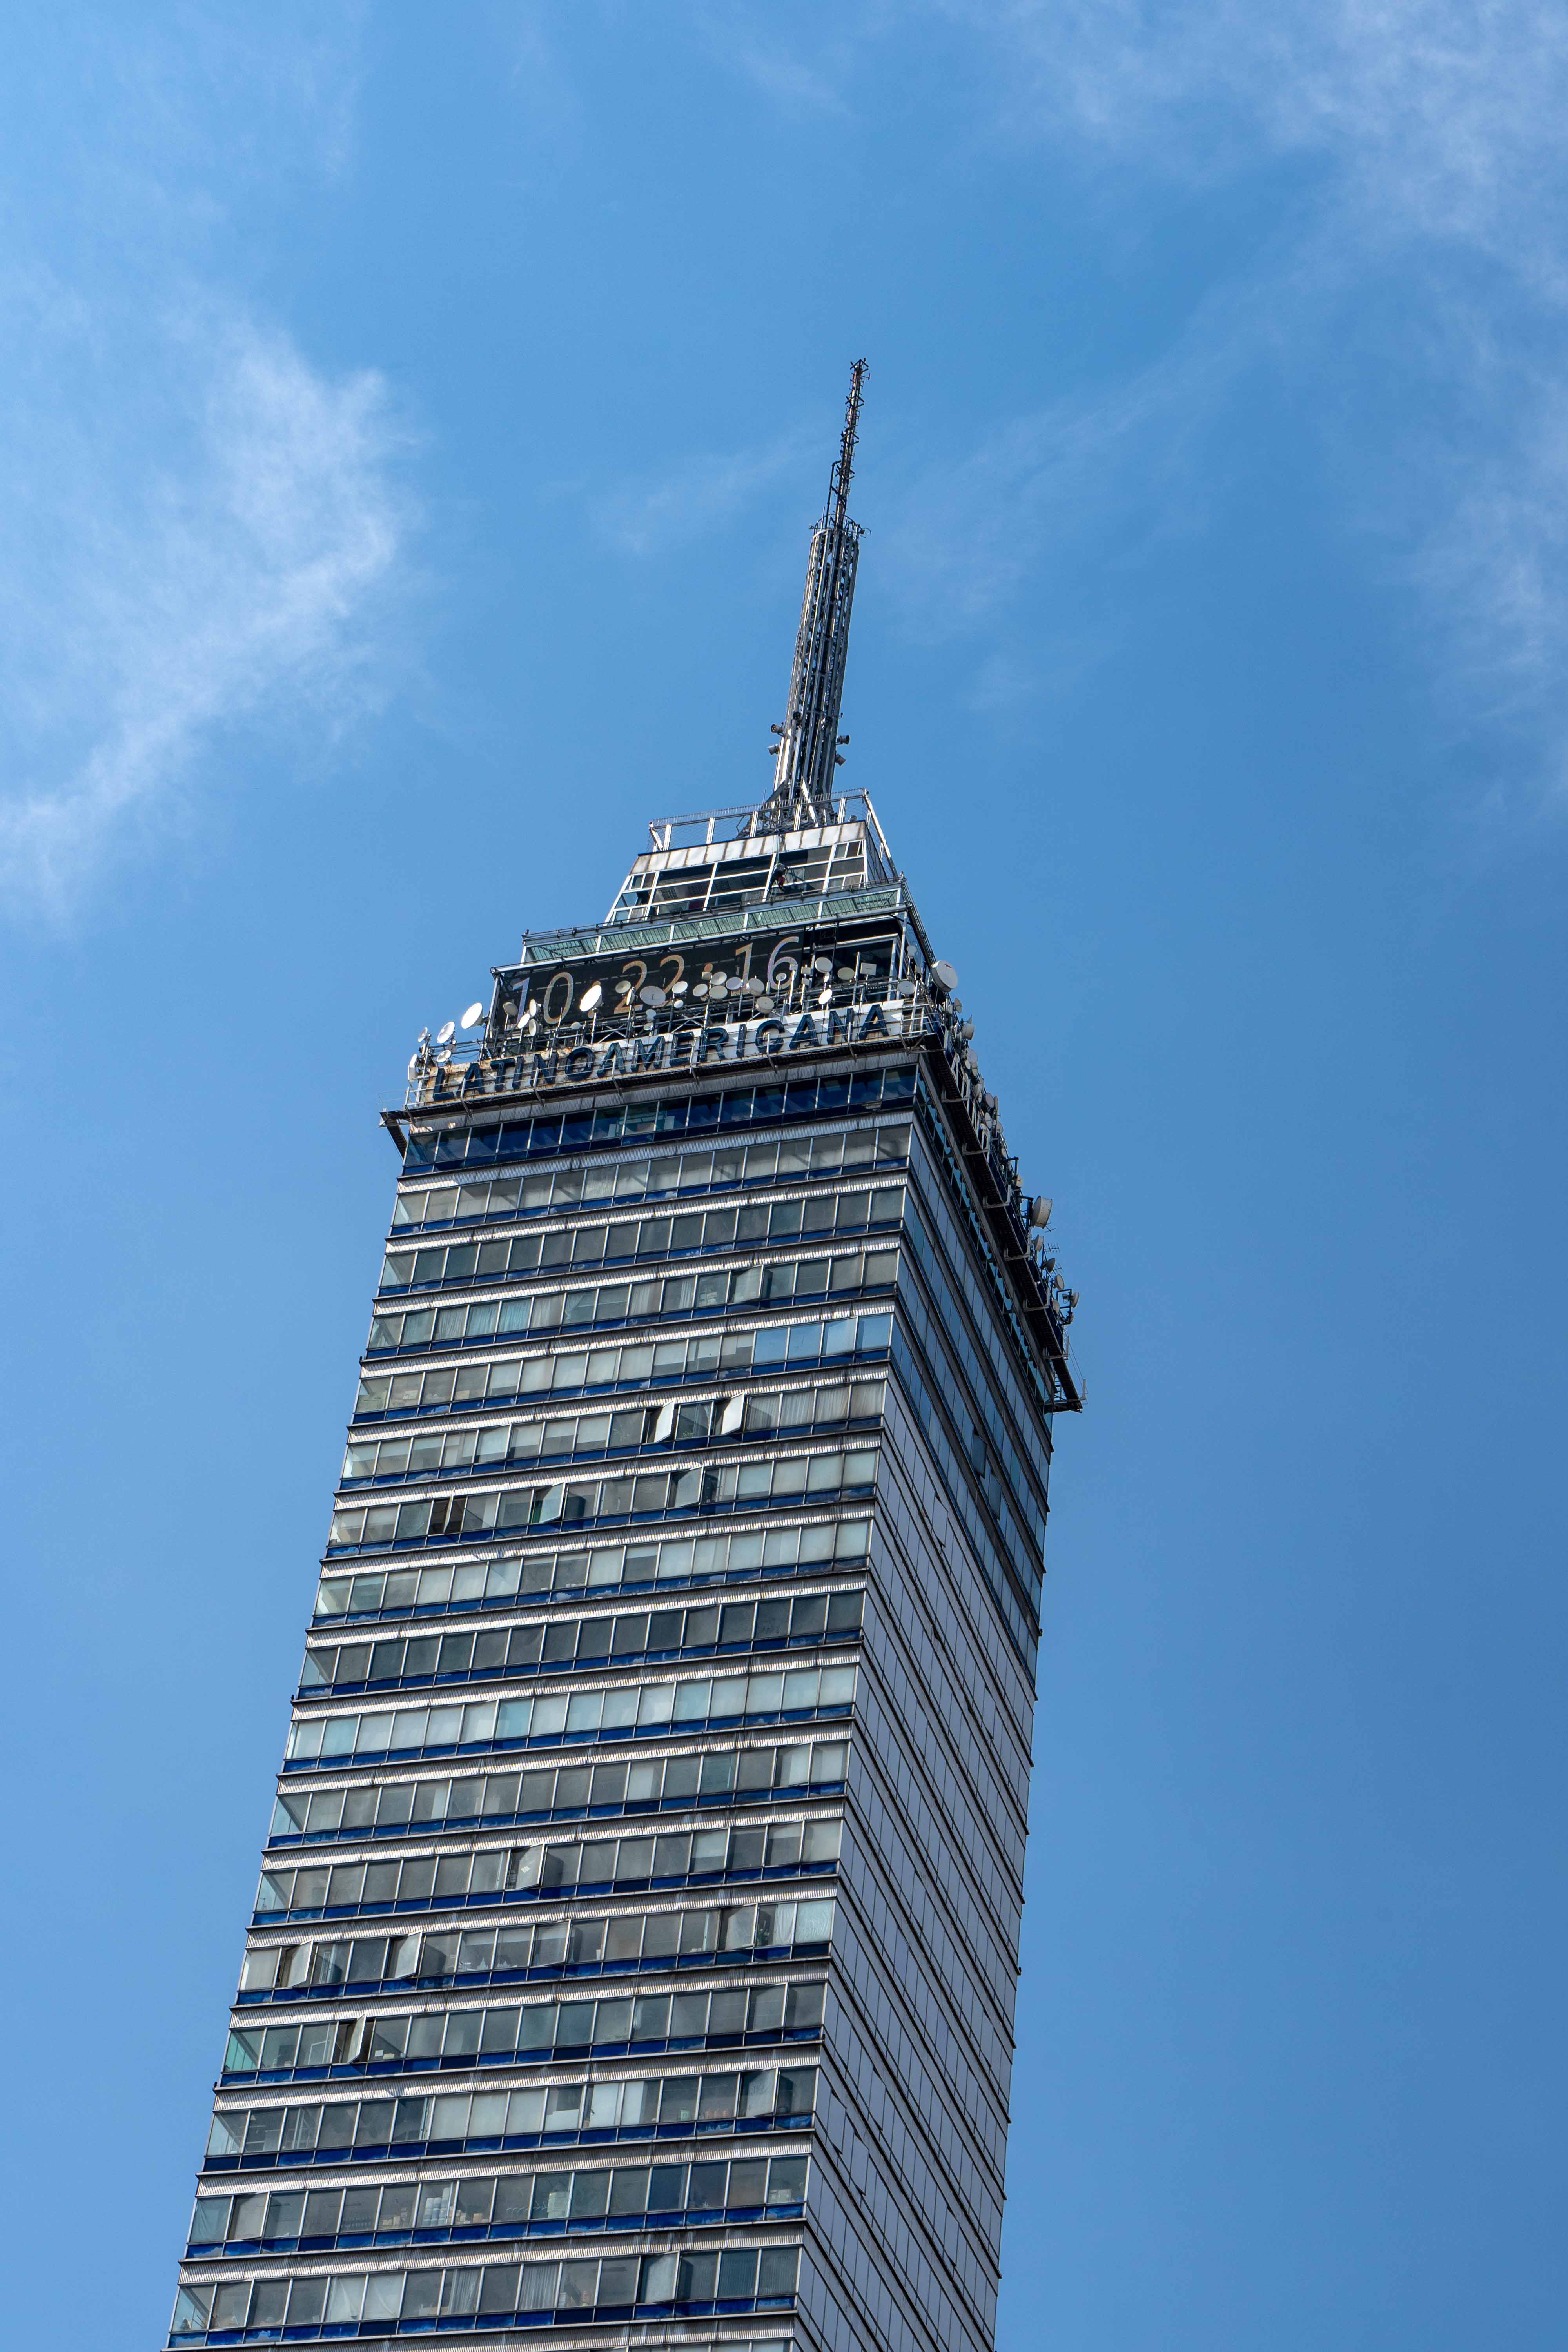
[{"x1": 167, "y1": 378, "x2": 1080, "y2": 2352}]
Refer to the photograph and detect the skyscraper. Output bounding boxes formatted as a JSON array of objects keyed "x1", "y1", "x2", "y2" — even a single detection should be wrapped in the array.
[{"x1": 167, "y1": 365, "x2": 1080, "y2": 2352}]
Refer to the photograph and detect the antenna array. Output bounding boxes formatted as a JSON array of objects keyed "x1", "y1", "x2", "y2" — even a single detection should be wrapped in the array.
[{"x1": 757, "y1": 359, "x2": 868, "y2": 833}]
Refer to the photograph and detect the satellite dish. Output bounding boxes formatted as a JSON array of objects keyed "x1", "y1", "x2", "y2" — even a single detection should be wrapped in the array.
[
  {"x1": 742, "y1": 976, "x2": 765, "y2": 996},
  {"x1": 434, "y1": 1047, "x2": 452, "y2": 1066},
  {"x1": 639, "y1": 984, "x2": 667, "y2": 1007},
  {"x1": 756, "y1": 995, "x2": 775, "y2": 1013},
  {"x1": 407, "y1": 1055, "x2": 421, "y2": 1083},
  {"x1": 931, "y1": 960, "x2": 958, "y2": 991},
  {"x1": 817, "y1": 984, "x2": 833, "y2": 1005},
  {"x1": 1030, "y1": 1196, "x2": 1054, "y2": 1229},
  {"x1": 669, "y1": 980, "x2": 688, "y2": 996},
  {"x1": 579, "y1": 982, "x2": 603, "y2": 1013},
  {"x1": 836, "y1": 965, "x2": 857, "y2": 981},
  {"x1": 436, "y1": 1020, "x2": 456, "y2": 1045},
  {"x1": 691, "y1": 983, "x2": 708, "y2": 999},
  {"x1": 813, "y1": 955, "x2": 832, "y2": 973},
  {"x1": 707, "y1": 977, "x2": 729, "y2": 998},
  {"x1": 897, "y1": 979, "x2": 917, "y2": 998},
  {"x1": 460, "y1": 1001, "x2": 484, "y2": 1030}
]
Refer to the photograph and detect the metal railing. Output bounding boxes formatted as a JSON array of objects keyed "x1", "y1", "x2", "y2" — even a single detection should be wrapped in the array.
[{"x1": 641, "y1": 790, "x2": 893, "y2": 867}]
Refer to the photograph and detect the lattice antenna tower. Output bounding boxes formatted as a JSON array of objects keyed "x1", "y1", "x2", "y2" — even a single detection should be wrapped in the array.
[{"x1": 758, "y1": 358, "x2": 867, "y2": 832}]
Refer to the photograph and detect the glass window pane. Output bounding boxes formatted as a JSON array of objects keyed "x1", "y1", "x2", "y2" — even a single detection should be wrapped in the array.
[
  {"x1": 718, "y1": 2247, "x2": 760, "y2": 2298},
  {"x1": 324, "y1": 2275, "x2": 366, "y2": 2322},
  {"x1": 210, "y1": 2282, "x2": 250, "y2": 2329},
  {"x1": 363, "y1": 2273, "x2": 405, "y2": 2321}
]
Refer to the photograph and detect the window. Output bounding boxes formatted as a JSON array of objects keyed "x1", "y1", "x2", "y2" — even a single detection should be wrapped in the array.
[
  {"x1": 284, "y1": 1660, "x2": 856, "y2": 1770},
  {"x1": 262, "y1": 1744, "x2": 846, "y2": 1874},
  {"x1": 299, "y1": 1583, "x2": 862, "y2": 1695},
  {"x1": 326, "y1": 1446, "x2": 879, "y2": 1555},
  {"x1": 312, "y1": 1512, "x2": 870, "y2": 1623},
  {"x1": 398, "y1": 1069, "x2": 913, "y2": 1174},
  {"x1": 205, "y1": 2054, "x2": 819, "y2": 2172},
  {"x1": 234, "y1": 1898, "x2": 835, "y2": 2020},
  {"x1": 188, "y1": 2151, "x2": 811, "y2": 2245},
  {"x1": 365, "y1": 1247, "x2": 899, "y2": 1357},
  {"x1": 175, "y1": 2238, "x2": 802, "y2": 2337},
  {"x1": 378, "y1": 1179, "x2": 902, "y2": 1298},
  {"x1": 343, "y1": 1376, "x2": 873, "y2": 1488}
]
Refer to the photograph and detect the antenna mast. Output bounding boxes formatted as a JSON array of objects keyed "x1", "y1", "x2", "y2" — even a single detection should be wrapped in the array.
[{"x1": 759, "y1": 358, "x2": 867, "y2": 831}]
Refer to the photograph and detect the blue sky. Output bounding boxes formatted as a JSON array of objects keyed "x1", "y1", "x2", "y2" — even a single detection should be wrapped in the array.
[{"x1": 4, "y1": 6, "x2": 1567, "y2": 2346}]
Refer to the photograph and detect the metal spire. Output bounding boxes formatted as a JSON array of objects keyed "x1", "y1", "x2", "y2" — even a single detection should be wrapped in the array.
[{"x1": 758, "y1": 359, "x2": 867, "y2": 832}]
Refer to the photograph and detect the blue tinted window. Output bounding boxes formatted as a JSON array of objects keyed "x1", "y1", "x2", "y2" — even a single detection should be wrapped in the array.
[{"x1": 404, "y1": 1061, "x2": 910, "y2": 1178}]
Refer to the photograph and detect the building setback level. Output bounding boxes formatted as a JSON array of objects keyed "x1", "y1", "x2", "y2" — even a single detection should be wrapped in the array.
[{"x1": 165, "y1": 367, "x2": 1081, "y2": 2352}]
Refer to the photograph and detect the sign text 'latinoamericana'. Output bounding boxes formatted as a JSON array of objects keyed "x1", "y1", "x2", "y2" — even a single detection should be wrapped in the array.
[{"x1": 423, "y1": 1000, "x2": 903, "y2": 1105}]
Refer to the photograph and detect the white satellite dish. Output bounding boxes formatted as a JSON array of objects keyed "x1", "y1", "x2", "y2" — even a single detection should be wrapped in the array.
[
  {"x1": 813, "y1": 955, "x2": 832, "y2": 973},
  {"x1": 436, "y1": 1020, "x2": 456, "y2": 1045},
  {"x1": 639, "y1": 984, "x2": 667, "y2": 1007},
  {"x1": 756, "y1": 995, "x2": 775, "y2": 1013},
  {"x1": 579, "y1": 982, "x2": 603, "y2": 1012},
  {"x1": 1030, "y1": 1196, "x2": 1054, "y2": 1228},
  {"x1": 836, "y1": 965, "x2": 856, "y2": 981},
  {"x1": 669, "y1": 980, "x2": 688, "y2": 996},
  {"x1": 435, "y1": 1047, "x2": 452, "y2": 1065},
  {"x1": 460, "y1": 1001, "x2": 484, "y2": 1030},
  {"x1": 931, "y1": 959, "x2": 958, "y2": 991}
]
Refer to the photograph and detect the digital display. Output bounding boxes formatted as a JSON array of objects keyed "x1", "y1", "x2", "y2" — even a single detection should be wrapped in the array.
[{"x1": 500, "y1": 919, "x2": 906, "y2": 1044}]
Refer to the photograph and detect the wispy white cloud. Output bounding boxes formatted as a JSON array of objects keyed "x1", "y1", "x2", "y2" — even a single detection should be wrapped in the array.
[
  {"x1": 691, "y1": 1, "x2": 862, "y2": 115},
  {"x1": 900, "y1": 0, "x2": 1568, "y2": 793},
  {"x1": 591, "y1": 430, "x2": 816, "y2": 557},
  {"x1": 0, "y1": 8, "x2": 412, "y2": 915},
  {"x1": 0, "y1": 305, "x2": 410, "y2": 913},
  {"x1": 670, "y1": 0, "x2": 1568, "y2": 781},
  {"x1": 970, "y1": 0, "x2": 1568, "y2": 268},
  {"x1": 882, "y1": 268, "x2": 1271, "y2": 634},
  {"x1": 1401, "y1": 345, "x2": 1568, "y2": 739}
]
